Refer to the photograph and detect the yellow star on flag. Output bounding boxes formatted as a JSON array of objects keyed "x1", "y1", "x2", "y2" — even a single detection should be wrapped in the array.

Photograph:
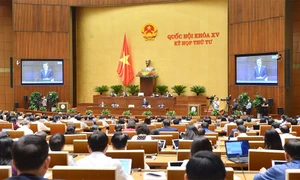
[{"x1": 119, "y1": 52, "x2": 130, "y2": 66}]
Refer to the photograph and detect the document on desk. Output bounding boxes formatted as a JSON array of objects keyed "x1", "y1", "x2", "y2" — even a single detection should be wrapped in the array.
[
  {"x1": 234, "y1": 175, "x2": 241, "y2": 180},
  {"x1": 143, "y1": 171, "x2": 166, "y2": 180}
]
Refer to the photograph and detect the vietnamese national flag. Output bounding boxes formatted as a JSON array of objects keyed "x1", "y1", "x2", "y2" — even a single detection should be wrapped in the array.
[{"x1": 117, "y1": 34, "x2": 134, "y2": 86}]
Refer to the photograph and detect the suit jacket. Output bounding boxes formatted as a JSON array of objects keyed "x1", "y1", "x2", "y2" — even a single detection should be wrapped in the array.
[
  {"x1": 142, "y1": 101, "x2": 149, "y2": 106},
  {"x1": 159, "y1": 126, "x2": 178, "y2": 132},
  {"x1": 254, "y1": 65, "x2": 267, "y2": 79},
  {"x1": 254, "y1": 160, "x2": 300, "y2": 180},
  {"x1": 40, "y1": 69, "x2": 54, "y2": 80},
  {"x1": 6, "y1": 174, "x2": 48, "y2": 180}
]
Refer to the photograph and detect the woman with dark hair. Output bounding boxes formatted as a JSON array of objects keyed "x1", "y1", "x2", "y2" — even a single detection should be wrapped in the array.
[
  {"x1": 65, "y1": 124, "x2": 77, "y2": 134},
  {"x1": 185, "y1": 151, "x2": 226, "y2": 180},
  {"x1": 124, "y1": 121, "x2": 136, "y2": 131},
  {"x1": 181, "y1": 136, "x2": 213, "y2": 167},
  {"x1": 131, "y1": 124, "x2": 152, "y2": 140},
  {"x1": 144, "y1": 116, "x2": 152, "y2": 125},
  {"x1": 263, "y1": 129, "x2": 283, "y2": 150},
  {"x1": 0, "y1": 132, "x2": 17, "y2": 176},
  {"x1": 181, "y1": 125, "x2": 199, "y2": 140}
]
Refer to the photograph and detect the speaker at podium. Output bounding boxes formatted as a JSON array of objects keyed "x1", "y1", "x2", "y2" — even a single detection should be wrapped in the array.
[{"x1": 58, "y1": 102, "x2": 69, "y2": 112}]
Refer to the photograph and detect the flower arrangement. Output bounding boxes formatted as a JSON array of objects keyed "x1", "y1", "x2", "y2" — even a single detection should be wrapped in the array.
[{"x1": 136, "y1": 70, "x2": 158, "y2": 78}]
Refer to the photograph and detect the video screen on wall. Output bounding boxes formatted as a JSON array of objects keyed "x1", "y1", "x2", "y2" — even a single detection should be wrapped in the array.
[
  {"x1": 21, "y1": 59, "x2": 64, "y2": 85},
  {"x1": 235, "y1": 53, "x2": 278, "y2": 85}
]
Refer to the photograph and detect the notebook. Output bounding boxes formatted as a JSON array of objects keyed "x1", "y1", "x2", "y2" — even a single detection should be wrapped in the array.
[
  {"x1": 172, "y1": 139, "x2": 179, "y2": 150},
  {"x1": 158, "y1": 140, "x2": 166, "y2": 150},
  {"x1": 225, "y1": 140, "x2": 249, "y2": 163},
  {"x1": 115, "y1": 159, "x2": 132, "y2": 175}
]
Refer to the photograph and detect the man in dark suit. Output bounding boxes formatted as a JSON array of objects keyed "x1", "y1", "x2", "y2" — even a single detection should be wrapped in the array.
[
  {"x1": 7, "y1": 135, "x2": 50, "y2": 180},
  {"x1": 159, "y1": 119, "x2": 178, "y2": 132},
  {"x1": 142, "y1": 98, "x2": 149, "y2": 108},
  {"x1": 254, "y1": 58, "x2": 268, "y2": 80},
  {"x1": 40, "y1": 62, "x2": 54, "y2": 81}
]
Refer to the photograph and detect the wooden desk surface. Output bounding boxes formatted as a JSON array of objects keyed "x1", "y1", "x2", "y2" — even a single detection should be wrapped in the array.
[
  {"x1": 72, "y1": 153, "x2": 247, "y2": 169},
  {"x1": 46, "y1": 170, "x2": 257, "y2": 180}
]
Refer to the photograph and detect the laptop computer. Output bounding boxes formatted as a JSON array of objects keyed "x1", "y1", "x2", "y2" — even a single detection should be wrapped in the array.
[
  {"x1": 115, "y1": 159, "x2": 132, "y2": 175},
  {"x1": 253, "y1": 125, "x2": 260, "y2": 130},
  {"x1": 158, "y1": 140, "x2": 166, "y2": 150},
  {"x1": 225, "y1": 140, "x2": 249, "y2": 163},
  {"x1": 1, "y1": 128, "x2": 12, "y2": 133},
  {"x1": 172, "y1": 139, "x2": 179, "y2": 150},
  {"x1": 168, "y1": 161, "x2": 184, "y2": 167}
]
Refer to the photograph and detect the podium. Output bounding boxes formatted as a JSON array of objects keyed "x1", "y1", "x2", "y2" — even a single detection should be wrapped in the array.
[
  {"x1": 140, "y1": 77, "x2": 156, "y2": 96},
  {"x1": 58, "y1": 102, "x2": 69, "y2": 112}
]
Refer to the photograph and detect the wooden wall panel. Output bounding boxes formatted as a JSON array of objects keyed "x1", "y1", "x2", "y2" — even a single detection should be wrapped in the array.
[
  {"x1": 292, "y1": 0, "x2": 300, "y2": 116},
  {"x1": 13, "y1": 0, "x2": 185, "y2": 6},
  {"x1": 14, "y1": 32, "x2": 69, "y2": 59},
  {"x1": 229, "y1": 17, "x2": 284, "y2": 54},
  {"x1": 228, "y1": 0, "x2": 286, "y2": 116},
  {"x1": 14, "y1": 4, "x2": 69, "y2": 32},
  {"x1": 229, "y1": 0, "x2": 284, "y2": 24},
  {"x1": 0, "y1": 0, "x2": 13, "y2": 110}
]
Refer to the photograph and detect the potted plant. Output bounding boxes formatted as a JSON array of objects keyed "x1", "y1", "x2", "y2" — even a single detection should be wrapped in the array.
[
  {"x1": 86, "y1": 109, "x2": 93, "y2": 115},
  {"x1": 29, "y1": 105, "x2": 37, "y2": 111},
  {"x1": 188, "y1": 111, "x2": 198, "y2": 116},
  {"x1": 68, "y1": 108, "x2": 76, "y2": 113},
  {"x1": 126, "y1": 85, "x2": 139, "y2": 96},
  {"x1": 171, "y1": 85, "x2": 187, "y2": 96},
  {"x1": 110, "y1": 85, "x2": 123, "y2": 96},
  {"x1": 46, "y1": 91, "x2": 59, "y2": 112},
  {"x1": 39, "y1": 107, "x2": 47, "y2": 112},
  {"x1": 233, "y1": 110, "x2": 242, "y2": 116},
  {"x1": 101, "y1": 109, "x2": 110, "y2": 116},
  {"x1": 122, "y1": 110, "x2": 131, "y2": 115},
  {"x1": 143, "y1": 110, "x2": 152, "y2": 116},
  {"x1": 94, "y1": 85, "x2": 109, "y2": 95},
  {"x1": 54, "y1": 108, "x2": 61, "y2": 112},
  {"x1": 212, "y1": 109, "x2": 220, "y2": 116},
  {"x1": 252, "y1": 94, "x2": 264, "y2": 117},
  {"x1": 156, "y1": 85, "x2": 168, "y2": 95},
  {"x1": 166, "y1": 110, "x2": 176, "y2": 116},
  {"x1": 190, "y1": 85, "x2": 206, "y2": 96},
  {"x1": 237, "y1": 93, "x2": 250, "y2": 112},
  {"x1": 30, "y1": 92, "x2": 42, "y2": 109}
]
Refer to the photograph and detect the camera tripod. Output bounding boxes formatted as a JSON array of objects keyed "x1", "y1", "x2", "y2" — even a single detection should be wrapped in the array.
[
  {"x1": 224, "y1": 100, "x2": 232, "y2": 114},
  {"x1": 206, "y1": 99, "x2": 215, "y2": 115}
]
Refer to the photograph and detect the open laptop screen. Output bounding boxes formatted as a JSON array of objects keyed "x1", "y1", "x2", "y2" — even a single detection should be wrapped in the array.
[
  {"x1": 225, "y1": 140, "x2": 249, "y2": 157},
  {"x1": 158, "y1": 140, "x2": 166, "y2": 150},
  {"x1": 172, "y1": 139, "x2": 179, "y2": 150},
  {"x1": 115, "y1": 159, "x2": 132, "y2": 175}
]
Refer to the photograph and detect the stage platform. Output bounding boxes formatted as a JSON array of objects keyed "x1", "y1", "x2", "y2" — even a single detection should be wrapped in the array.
[{"x1": 76, "y1": 95, "x2": 208, "y2": 116}]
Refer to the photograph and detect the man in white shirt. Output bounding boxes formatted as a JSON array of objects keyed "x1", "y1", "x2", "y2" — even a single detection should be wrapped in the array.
[
  {"x1": 280, "y1": 125, "x2": 295, "y2": 145},
  {"x1": 17, "y1": 120, "x2": 34, "y2": 135},
  {"x1": 222, "y1": 117, "x2": 235, "y2": 132},
  {"x1": 30, "y1": 116, "x2": 50, "y2": 132},
  {"x1": 75, "y1": 131, "x2": 133, "y2": 180},
  {"x1": 213, "y1": 97, "x2": 220, "y2": 110},
  {"x1": 49, "y1": 133, "x2": 75, "y2": 166},
  {"x1": 236, "y1": 125, "x2": 248, "y2": 137}
]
